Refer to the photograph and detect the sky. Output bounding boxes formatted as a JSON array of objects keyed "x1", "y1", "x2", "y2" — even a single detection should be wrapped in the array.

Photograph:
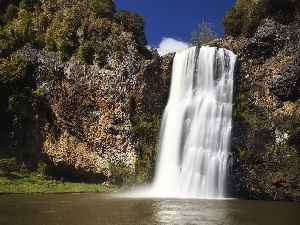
[{"x1": 114, "y1": 0, "x2": 237, "y2": 55}]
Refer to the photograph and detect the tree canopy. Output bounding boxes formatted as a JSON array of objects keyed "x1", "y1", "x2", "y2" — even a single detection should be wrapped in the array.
[
  {"x1": 222, "y1": 0, "x2": 300, "y2": 37},
  {"x1": 189, "y1": 21, "x2": 218, "y2": 47}
]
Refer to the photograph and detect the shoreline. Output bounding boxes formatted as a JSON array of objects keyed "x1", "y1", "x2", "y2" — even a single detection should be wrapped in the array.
[{"x1": 0, "y1": 174, "x2": 119, "y2": 195}]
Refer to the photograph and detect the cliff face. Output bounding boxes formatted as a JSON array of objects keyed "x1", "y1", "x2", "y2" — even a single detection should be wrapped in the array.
[
  {"x1": 0, "y1": 0, "x2": 173, "y2": 183},
  {"x1": 13, "y1": 42, "x2": 172, "y2": 182},
  {"x1": 210, "y1": 18, "x2": 300, "y2": 201}
]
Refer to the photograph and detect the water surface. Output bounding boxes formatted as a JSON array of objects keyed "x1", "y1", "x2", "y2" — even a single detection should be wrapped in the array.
[{"x1": 0, "y1": 193, "x2": 299, "y2": 225}]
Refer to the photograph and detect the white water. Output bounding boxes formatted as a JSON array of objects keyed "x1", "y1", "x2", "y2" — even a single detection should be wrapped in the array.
[{"x1": 147, "y1": 46, "x2": 237, "y2": 198}]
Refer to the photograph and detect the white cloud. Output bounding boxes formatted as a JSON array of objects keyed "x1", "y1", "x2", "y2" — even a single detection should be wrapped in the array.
[{"x1": 156, "y1": 38, "x2": 189, "y2": 56}]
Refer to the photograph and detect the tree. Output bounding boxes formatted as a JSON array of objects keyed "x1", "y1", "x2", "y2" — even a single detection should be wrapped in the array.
[
  {"x1": 189, "y1": 20, "x2": 218, "y2": 46},
  {"x1": 115, "y1": 10, "x2": 147, "y2": 47}
]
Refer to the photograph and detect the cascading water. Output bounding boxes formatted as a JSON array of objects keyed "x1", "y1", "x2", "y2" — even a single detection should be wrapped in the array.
[{"x1": 151, "y1": 46, "x2": 236, "y2": 198}]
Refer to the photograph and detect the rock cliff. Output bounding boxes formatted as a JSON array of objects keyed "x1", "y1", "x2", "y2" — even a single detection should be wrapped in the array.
[
  {"x1": 210, "y1": 17, "x2": 300, "y2": 201},
  {"x1": 14, "y1": 43, "x2": 172, "y2": 183},
  {"x1": 0, "y1": 0, "x2": 172, "y2": 184}
]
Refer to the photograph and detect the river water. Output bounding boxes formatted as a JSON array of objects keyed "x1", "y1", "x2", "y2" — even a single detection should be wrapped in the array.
[{"x1": 0, "y1": 193, "x2": 299, "y2": 225}]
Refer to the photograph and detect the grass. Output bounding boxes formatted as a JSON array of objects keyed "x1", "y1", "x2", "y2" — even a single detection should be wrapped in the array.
[{"x1": 0, "y1": 173, "x2": 119, "y2": 194}]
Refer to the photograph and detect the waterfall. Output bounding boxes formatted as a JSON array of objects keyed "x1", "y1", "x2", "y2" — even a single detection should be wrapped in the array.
[{"x1": 151, "y1": 46, "x2": 237, "y2": 198}]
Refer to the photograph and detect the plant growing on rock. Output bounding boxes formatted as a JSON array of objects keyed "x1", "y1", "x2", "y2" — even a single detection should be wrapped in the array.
[
  {"x1": 222, "y1": 0, "x2": 300, "y2": 37},
  {"x1": 114, "y1": 10, "x2": 148, "y2": 55},
  {"x1": 189, "y1": 20, "x2": 218, "y2": 46},
  {"x1": 0, "y1": 53, "x2": 30, "y2": 84},
  {"x1": 76, "y1": 42, "x2": 94, "y2": 64}
]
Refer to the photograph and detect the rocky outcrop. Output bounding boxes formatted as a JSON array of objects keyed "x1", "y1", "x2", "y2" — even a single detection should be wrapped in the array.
[
  {"x1": 15, "y1": 41, "x2": 172, "y2": 182},
  {"x1": 210, "y1": 18, "x2": 300, "y2": 201}
]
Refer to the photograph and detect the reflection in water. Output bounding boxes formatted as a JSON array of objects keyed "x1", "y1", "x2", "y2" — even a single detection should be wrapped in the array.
[
  {"x1": 0, "y1": 194, "x2": 299, "y2": 225},
  {"x1": 154, "y1": 199, "x2": 229, "y2": 224}
]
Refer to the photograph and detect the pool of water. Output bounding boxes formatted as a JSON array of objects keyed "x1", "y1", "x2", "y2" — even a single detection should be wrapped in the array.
[{"x1": 0, "y1": 193, "x2": 299, "y2": 224}]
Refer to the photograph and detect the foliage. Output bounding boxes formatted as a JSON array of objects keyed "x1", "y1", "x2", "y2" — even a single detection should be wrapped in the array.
[
  {"x1": 76, "y1": 42, "x2": 94, "y2": 64},
  {"x1": 222, "y1": 0, "x2": 300, "y2": 37},
  {"x1": 82, "y1": 17, "x2": 112, "y2": 43},
  {"x1": 277, "y1": 113, "x2": 300, "y2": 153},
  {"x1": 45, "y1": 9, "x2": 79, "y2": 59},
  {"x1": 0, "y1": 158, "x2": 18, "y2": 175},
  {"x1": 0, "y1": 176, "x2": 118, "y2": 194},
  {"x1": 3, "y1": 4, "x2": 19, "y2": 23},
  {"x1": 131, "y1": 113, "x2": 161, "y2": 183},
  {"x1": 0, "y1": 0, "x2": 148, "y2": 61},
  {"x1": 135, "y1": 144, "x2": 156, "y2": 183},
  {"x1": 0, "y1": 157, "x2": 119, "y2": 194},
  {"x1": 115, "y1": 10, "x2": 147, "y2": 47},
  {"x1": 86, "y1": 0, "x2": 116, "y2": 18},
  {"x1": 109, "y1": 163, "x2": 135, "y2": 187},
  {"x1": 189, "y1": 20, "x2": 218, "y2": 46},
  {"x1": 35, "y1": 160, "x2": 48, "y2": 179},
  {"x1": 0, "y1": 53, "x2": 30, "y2": 84},
  {"x1": 234, "y1": 91, "x2": 263, "y2": 130}
]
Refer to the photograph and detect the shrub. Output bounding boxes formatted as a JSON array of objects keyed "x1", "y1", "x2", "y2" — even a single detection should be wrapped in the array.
[
  {"x1": 76, "y1": 42, "x2": 94, "y2": 64},
  {"x1": 189, "y1": 20, "x2": 218, "y2": 46},
  {"x1": 45, "y1": 10, "x2": 79, "y2": 59},
  {"x1": 0, "y1": 158, "x2": 18, "y2": 175},
  {"x1": 3, "y1": 4, "x2": 19, "y2": 23},
  {"x1": 87, "y1": 0, "x2": 116, "y2": 18},
  {"x1": 222, "y1": 0, "x2": 300, "y2": 37},
  {"x1": 109, "y1": 163, "x2": 134, "y2": 186},
  {"x1": 115, "y1": 10, "x2": 147, "y2": 48},
  {"x1": 35, "y1": 160, "x2": 48, "y2": 179},
  {"x1": 0, "y1": 53, "x2": 30, "y2": 84},
  {"x1": 135, "y1": 144, "x2": 156, "y2": 183},
  {"x1": 234, "y1": 91, "x2": 263, "y2": 131},
  {"x1": 278, "y1": 113, "x2": 300, "y2": 152},
  {"x1": 19, "y1": 0, "x2": 41, "y2": 12},
  {"x1": 82, "y1": 17, "x2": 112, "y2": 43}
]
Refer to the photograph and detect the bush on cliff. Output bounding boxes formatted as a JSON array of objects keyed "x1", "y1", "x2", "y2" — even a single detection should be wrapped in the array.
[
  {"x1": 189, "y1": 20, "x2": 218, "y2": 46},
  {"x1": 0, "y1": 0, "x2": 148, "y2": 61},
  {"x1": 222, "y1": 0, "x2": 300, "y2": 37}
]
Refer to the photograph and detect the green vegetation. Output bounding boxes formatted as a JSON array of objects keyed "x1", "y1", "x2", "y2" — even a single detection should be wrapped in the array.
[
  {"x1": 0, "y1": 158, "x2": 118, "y2": 194},
  {"x1": 0, "y1": 53, "x2": 30, "y2": 84},
  {"x1": 109, "y1": 163, "x2": 135, "y2": 187},
  {"x1": 189, "y1": 20, "x2": 218, "y2": 46},
  {"x1": 0, "y1": 175, "x2": 118, "y2": 194},
  {"x1": 76, "y1": 42, "x2": 94, "y2": 64},
  {"x1": 132, "y1": 113, "x2": 161, "y2": 184},
  {"x1": 0, "y1": 0, "x2": 148, "y2": 61},
  {"x1": 234, "y1": 91, "x2": 264, "y2": 131},
  {"x1": 276, "y1": 113, "x2": 300, "y2": 155},
  {"x1": 222, "y1": 0, "x2": 300, "y2": 37},
  {"x1": 107, "y1": 112, "x2": 161, "y2": 187}
]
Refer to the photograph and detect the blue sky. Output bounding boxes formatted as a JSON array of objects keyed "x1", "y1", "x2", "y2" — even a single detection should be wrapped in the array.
[{"x1": 114, "y1": 0, "x2": 237, "y2": 55}]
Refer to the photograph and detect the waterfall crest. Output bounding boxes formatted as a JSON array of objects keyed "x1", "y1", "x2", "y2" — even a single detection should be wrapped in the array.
[{"x1": 151, "y1": 46, "x2": 237, "y2": 198}]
